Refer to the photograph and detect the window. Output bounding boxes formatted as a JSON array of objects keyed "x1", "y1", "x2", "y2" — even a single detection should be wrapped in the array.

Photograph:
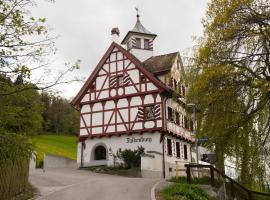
[
  {"x1": 145, "y1": 105, "x2": 155, "y2": 120},
  {"x1": 178, "y1": 82, "x2": 181, "y2": 94},
  {"x1": 135, "y1": 38, "x2": 141, "y2": 48},
  {"x1": 173, "y1": 79, "x2": 177, "y2": 89},
  {"x1": 176, "y1": 142, "x2": 180, "y2": 158},
  {"x1": 190, "y1": 120, "x2": 194, "y2": 132},
  {"x1": 182, "y1": 85, "x2": 186, "y2": 97},
  {"x1": 184, "y1": 144, "x2": 188, "y2": 160},
  {"x1": 184, "y1": 116, "x2": 188, "y2": 129},
  {"x1": 117, "y1": 75, "x2": 124, "y2": 86},
  {"x1": 168, "y1": 107, "x2": 173, "y2": 122},
  {"x1": 140, "y1": 75, "x2": 147, "y2": 83},
  {"x1": 175, "y1": 112, "x2": 180, "y2": 125},
  {"x1": 94, "y1": 145, "x2": 107, "y2": 160},
  {"x1": 167, "y1": 138, "x2": 172, "y2": 156},
  {"x1": 144, "y1": 39, "x2": 150, "y2": 49},
  {"x1": 168, "y1": 78, "x2": 173, "y2": 87}
]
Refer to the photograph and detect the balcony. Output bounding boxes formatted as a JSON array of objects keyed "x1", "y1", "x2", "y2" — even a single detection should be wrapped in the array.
[{"x1": 166, "y1": 121, "x2": 195, "y2": 143}]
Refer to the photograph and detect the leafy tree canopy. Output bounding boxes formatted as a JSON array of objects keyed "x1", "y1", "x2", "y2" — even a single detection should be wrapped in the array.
[{"x1": 188, "y1": 0, "x2": 270, "y2": 190}]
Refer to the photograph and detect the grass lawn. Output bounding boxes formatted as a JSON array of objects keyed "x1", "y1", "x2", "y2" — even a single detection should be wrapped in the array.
[{"x1": 32, "y1": 134, "x2": 77, "y2": 166}]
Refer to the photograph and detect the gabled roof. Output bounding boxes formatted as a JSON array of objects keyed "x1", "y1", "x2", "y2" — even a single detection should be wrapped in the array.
[
  {"x1": 71, "y1": 42, "x2": 171, "y2": 108},
  {"x1": 121, "y1": 17, "x2": 157, "y2": 44},
  {"x1": 143, "y1": 52, "x2": 179, "y2": 75}
]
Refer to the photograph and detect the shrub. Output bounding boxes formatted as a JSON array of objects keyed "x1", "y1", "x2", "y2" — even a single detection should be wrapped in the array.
[
  {"x1": 116, "y1": 146, "x2": 144, "y2": 168},
  {"x1": 161, "y1": 183, "x2": 212, "y2": 200},
  {"x1": 0, "y1": 132, "x2": 34, "y2": 199}
]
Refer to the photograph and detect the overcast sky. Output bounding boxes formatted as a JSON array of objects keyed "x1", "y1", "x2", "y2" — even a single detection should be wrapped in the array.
[{"x1": 31, "y1": 0, "x2": 209, "y2": 98}]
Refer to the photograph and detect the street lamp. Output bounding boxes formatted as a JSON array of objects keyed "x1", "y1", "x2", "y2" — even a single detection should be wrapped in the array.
[{"x1": 186, "y1": 103, "x2": 199, "y2": 168}]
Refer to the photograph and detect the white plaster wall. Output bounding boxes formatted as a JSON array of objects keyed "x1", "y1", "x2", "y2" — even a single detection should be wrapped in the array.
[
  {"x1": 130, "y1": 48, "x2": 153, "y2": 62},
  {"x1": 77, "y1": 132, "x2": 162, "y2": 167}
]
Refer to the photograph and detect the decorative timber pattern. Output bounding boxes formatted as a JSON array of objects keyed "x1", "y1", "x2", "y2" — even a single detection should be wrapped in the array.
[{"x1": 78, "y1": 44, "x2": 166, "y2": 138}]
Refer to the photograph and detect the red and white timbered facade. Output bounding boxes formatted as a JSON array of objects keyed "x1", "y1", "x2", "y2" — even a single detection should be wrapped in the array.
[{"x1": 73, "y1": 43, "x2": 168, "y2": 140}]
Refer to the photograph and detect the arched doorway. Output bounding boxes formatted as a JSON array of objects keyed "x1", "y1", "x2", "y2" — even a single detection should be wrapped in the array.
[{"x1": 94, "y1": 145, "x2": 107, "y2": 160}]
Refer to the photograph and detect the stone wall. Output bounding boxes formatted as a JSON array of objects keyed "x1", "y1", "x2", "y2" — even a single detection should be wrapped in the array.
[{"x1": 44, "y1": 153, "x2": 77, "y2": 170}]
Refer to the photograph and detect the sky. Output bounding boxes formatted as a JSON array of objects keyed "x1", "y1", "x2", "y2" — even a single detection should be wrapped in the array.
[{"x1": 31, "y1": 0, "x2": 209, "y2": 99}]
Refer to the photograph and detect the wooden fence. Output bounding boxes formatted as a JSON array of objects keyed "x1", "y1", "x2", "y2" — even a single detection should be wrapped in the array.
[{"x1": 185, "y1": 164, "x2": 270, "y2": 200}]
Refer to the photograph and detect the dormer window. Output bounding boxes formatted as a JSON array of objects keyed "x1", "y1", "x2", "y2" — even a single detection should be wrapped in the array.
[
  {"x1": 135, "y1": 38, "x2": 141, "y2": 48},
  {"x1": 144, "y1": 39, "x2": 149, "y2": 49}
]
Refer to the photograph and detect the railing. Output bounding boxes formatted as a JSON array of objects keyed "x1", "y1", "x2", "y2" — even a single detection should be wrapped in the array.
[
  {"x1": 185, "y1": 164, "x2": 270, "y2": 200},
  {"x1": 167, "y1": 121, "x2": 195, "y2": 142}
]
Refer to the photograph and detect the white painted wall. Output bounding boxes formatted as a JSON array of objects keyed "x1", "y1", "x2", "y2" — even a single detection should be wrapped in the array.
[
  {"x1": 77, "y1": 132, "x2": 162, "y2": 167},
  {"x1": 130, "y1": 48, "x2": 153, "y2": 62}
]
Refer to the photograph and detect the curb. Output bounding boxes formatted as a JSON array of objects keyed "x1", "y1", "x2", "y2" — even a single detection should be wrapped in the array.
[{"x1": 151, "y1": 180, "x2": 164, "y2": 200}]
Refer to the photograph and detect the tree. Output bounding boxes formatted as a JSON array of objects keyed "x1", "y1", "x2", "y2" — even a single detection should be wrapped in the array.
[
  {"x1": 188, "y1": 0, "x2": 270, "y2": 190},
  {"x1": 0, "y1": 0, "x2": 81, "y2": 96},
  {"x1": 0, "y1": 74, "x2": 43, "y2": 135},
  {"x1": 40, "y1": 92, "x2": 79, "y2": 135}
]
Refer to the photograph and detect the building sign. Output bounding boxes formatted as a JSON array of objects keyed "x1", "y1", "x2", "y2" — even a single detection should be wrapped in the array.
[{"x1": 126, "y1": 136, "x2": 152, "y2": 143}]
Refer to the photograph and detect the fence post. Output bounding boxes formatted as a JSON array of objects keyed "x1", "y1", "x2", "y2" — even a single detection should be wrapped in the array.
[
  {"x1": 175, "y1": 161, "x2": 179, "y2": 178},
  {"x1": 248, "y1": 191, "x2": 252, "y2": 200},
  {"x1": 210, "y1": 166, "x2": 214, "y2": 186},
  {"x1": 230, "y1": 182, "x2": 235, "y2": 198},
  {"x1": 187, "y1": 165, "x2": 191, "y2": 184}
]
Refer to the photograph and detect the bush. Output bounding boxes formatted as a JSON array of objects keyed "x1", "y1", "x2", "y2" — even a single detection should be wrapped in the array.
[
  {"x1": 0, "y1": 132, "x2": 34, "y2": 199},
  {"x1": 161, "y1": 183, "x2": 212, "y2": 200},
  {"x1": 170, "y1": 176, "x2": 212, "y2": 185},
  {"x1": 116, "y1": 146, "x2": 144, "y2": 168}
]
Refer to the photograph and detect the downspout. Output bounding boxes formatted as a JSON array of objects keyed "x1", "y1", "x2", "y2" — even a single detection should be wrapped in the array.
[
  {"x1": 162, "y1": 97, "x2": 168, "y2": 179},
  {"x1": 80, "y1": 140, "x2": 85, "y2": 168}
]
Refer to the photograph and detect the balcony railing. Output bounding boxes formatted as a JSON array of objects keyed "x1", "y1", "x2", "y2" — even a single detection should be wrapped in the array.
[{"x1": 166, "y1": 121, "x2": 195, "y2": 142}]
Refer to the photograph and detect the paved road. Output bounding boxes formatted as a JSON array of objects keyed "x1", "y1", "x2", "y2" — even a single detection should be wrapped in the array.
[{"x1": 29, "y1": 168, "x2": 159, "y2": 200}]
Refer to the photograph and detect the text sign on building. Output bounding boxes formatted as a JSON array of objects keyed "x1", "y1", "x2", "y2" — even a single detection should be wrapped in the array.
[
  {"x1": 198, "y1": 137, "x2": 209, "y2": 143},
  {"x1": 126, "y1": 137, "x2": 152, "y2": 143}
]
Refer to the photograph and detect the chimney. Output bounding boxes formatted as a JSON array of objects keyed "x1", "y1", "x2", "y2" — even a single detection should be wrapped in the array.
[{"x1": 111, "y1": 27, "x2": 120, "y2": 43}]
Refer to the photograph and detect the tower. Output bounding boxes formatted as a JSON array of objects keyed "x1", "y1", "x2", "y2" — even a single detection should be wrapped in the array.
[{"x1": 121, "y1": 10, "x2": 157, "y2": 62}]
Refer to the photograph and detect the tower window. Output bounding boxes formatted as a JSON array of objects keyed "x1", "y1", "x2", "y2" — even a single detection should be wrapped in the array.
[
  {"x1": 167, "y1": 138, "x2": 172, "y2": 156},
  {"x1": 144, "y1": 39, "x2": 150, "y2": 49},
  {"x1": 135, "y1": 38, "x2": 141, "y2": 49}
]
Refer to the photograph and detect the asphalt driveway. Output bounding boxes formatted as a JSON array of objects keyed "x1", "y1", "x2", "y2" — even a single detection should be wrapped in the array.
[{"x1": 29, "y1": 168, "x2": 159, "y2": 200}]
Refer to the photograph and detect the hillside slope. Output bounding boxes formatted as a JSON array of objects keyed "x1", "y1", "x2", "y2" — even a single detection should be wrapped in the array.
[{"x1": 32, "y1": 135, "x2": 77, "y2": 166}]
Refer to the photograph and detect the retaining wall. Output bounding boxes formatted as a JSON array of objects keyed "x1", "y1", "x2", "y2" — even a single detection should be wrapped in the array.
[{"x1": 44, "y1": 153, "x2": 77, "y2": 170}]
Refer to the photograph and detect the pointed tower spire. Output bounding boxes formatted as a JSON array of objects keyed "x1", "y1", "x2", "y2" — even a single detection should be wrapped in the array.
[{"x1": 121, "y1": 9, "x2": 157, "y2": 62}]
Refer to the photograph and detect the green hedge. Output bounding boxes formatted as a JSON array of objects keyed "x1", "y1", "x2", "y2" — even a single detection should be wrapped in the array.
[{"x1": 0, "y1": 132, "x2": 34, "y2": 199}]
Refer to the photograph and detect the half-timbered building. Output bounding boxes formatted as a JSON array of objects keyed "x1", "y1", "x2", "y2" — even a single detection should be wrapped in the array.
[{"x1": 71, "y1": 14, "x2": 195, "y2": 178}]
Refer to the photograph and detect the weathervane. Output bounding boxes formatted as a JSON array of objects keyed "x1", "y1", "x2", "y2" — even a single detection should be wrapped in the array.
[{"x1": 135, "y1": 7, "x2": 140, "y2": 19}]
